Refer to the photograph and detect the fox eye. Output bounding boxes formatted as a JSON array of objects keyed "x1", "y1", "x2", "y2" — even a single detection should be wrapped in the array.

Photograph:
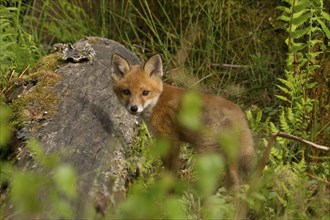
[
  {"x1": 142, "y1": 90, "x2": 150, "y2": 96},
  {"x1": 122, "y1": 89, "x2": 130, "y2": 95}
]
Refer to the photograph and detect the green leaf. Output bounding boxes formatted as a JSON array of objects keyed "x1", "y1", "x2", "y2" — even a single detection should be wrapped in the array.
[
  {"x1": 306, "y1": 81, "x2": 318, "y2": 89},
  {"x1": 246, "y1": 110, "x2": 253, "y2": 122},
  {"x1": 178, "y1": 90, "x2": 202, "y2": 130},
  {"x1": 0, "y1": 33, "x2": 16, "y2": 40},
  {"x1": 53, "y1": 165, "x2": 77, "y2": 199},
  {"x1": 164, "y1": 197, "x2": 187, "y2": 219},
  {"x1": 289, "y1": 42, "x2": 308, "y2": 53},
  {"x1": 310, "y1": 26, "x2": 322, "y2": 33},
  {"x1": 276, "y1": 6, "x2": 291, "y2": 14},
  {"x1": 26, "y1": 139, "x2": 60, "y2": 168},
  {"x1": 294, "y1": 2, "x2": 312, "y2": 14},
  {"x1": 321, "y1": 11, "x2": 330, "y2": 21},
  {"x1": 306, "y1": 64, "x2": 321, "y2": 73},
  {"x1": 316, "y1": 18, "x2": 330, "y2": 39},
  {"x1": 290, "y1": 26, "x2": 310, "y2": 39},
  {"x1": 278, "y1": 14, "x2": 291, "y2": 22},
  {"x1": 194, "y1": 154, "x2": 224, "y2": 196},
  {"x1": 292, "y1": 12, "x2": 312, "y2": 26},
  {"x1": 0, "y1": 19, "x2": 11, "y2": 29},
  {"x1": 202, "y1": 196, "x2": 231, "y2": 219},
  {"x1": 280, "y1": 110, "x2": 290, "y2": 131},
  {"x1": 51, "y1": 197, "x2": 74, "y2": 219},
  {"x1": 276, "y1": 95, "x2": 291, "y2": 102},
  {"x1": 287, "y1": 108, "x2": 294, "y2": 123},
  {"x1": 117, "y1": 194, "x2": 157, "y2": 219},
  {"x1": 151, "y1": 137, "x2": 171, "y2": 158},
  {"x1": 11, "y1": 172, "x2": 43, "y2": 214},
  {"x1": 0, "y1": 104, "x2": 11, "y2": 148},
  {"x1": 276, "y1": 85, "x2": 290, "y2": 95},
  {"x1": 27, "y1": 139, "x2": 44, "y2": 160},
  {"x1": 256, "y1": 110, "x2": 263, "y2": 123},
  {"x1": 308, "y1": 39, "x2": 323, "y2": 47},
  {"x1": 278, "y1": 78, "x2": 294, "y2": 90},
  {"x1": 269, "y1": 122, "x2": 278, "y2": 133}
]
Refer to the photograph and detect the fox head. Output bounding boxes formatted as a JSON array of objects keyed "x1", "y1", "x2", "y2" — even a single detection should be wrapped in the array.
[{"x1": 111, "y1": 54, "x2": 163, "y2": 116}]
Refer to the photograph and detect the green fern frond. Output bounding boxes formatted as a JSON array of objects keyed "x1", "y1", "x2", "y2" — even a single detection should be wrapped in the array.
[
  {"x1": 276, "y1": 6, "x2": 291, "y2": 14},
  {"x1": 310, "y1": 26, "x2": 322, "y2": 35},
  {"x1": 289, "y1": 42, "x2": 307, "y2": 53},
  {"x1": 277, "y1": 78, "x2": 295, "y2": 91},
  {"x1": 245, "y1": 110, "x2": 253, "y2": 122},
  {"x1": 276, "y1": 95, "x2": 291, "y2": 103},
  {"x1": 256, "y1": 110, "x2": 263, "y2": 123},
  {"x1": 316, "y1": 18, "x2": 330, "y2": 39},
  {"x1": 286, "y1": 108, "x2": 294, "y2": 123},
  {"x1": 280, "y1": 110, "x2": 290, "y2": 131},
  {"x1": 276, "y1": 84, "x2": 290, "y2": 95},
  {"x1": 294, "y1": 1, "x2": 312, "y2": 13},
  {"x1": 0, "y1": 20, "x2": 10, "y2": 29},
  {"x1": 305, "y1": 81, "x2": 318, "y2": 89},
  {"x1": 278, "y1": 14, "x2": 291, "y2": 22},
  {"x1": 292, "y1": 12, "x2": 312, "y2": 26},
  {"x1": 271, "y1": 146, "x2": 284, "y2": 160},
  {"x1": 297, "y1": 57, "x2": 307, "y2": 67},
  {"x1": 320, "y1": 11, "x2": 330, "y2": 21},
  {"x1": 290, "y1": 26, "x2": 310, "y2": 39}
]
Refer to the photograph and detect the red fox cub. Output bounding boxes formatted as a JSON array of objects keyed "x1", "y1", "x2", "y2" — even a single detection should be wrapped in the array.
[{"x1": 111, "y1": 54, "x2": 257, "y2": 187}]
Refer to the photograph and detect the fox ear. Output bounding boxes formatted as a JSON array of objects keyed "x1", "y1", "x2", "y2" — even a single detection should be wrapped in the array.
[
  {"x1": 111, "y1": 54, "x2": 130, "y2": 80},
  {"x1": 144, "y1": 54, "x2": 163, "y2": 78}
]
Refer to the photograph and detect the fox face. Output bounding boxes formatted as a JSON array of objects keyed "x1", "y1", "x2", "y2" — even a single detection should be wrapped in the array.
[{"x1": 111, "y1": 54, "x2": 164, "y2": 116}]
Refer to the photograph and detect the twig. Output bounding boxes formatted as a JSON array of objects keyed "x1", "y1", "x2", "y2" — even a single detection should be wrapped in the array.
[
  {"x1": 234, "y1": 131, "x2": 279, "y2": 219},
  {"x1": 190, "y1": 73, "x2": 214, "y2": 88},
  {"x1": 276, "y1": 131, "x2": 329, "y2": 151},
  {"x1": 253, "y1": 131, "x2": 328, "y2": 182},
  {"x1": 0, "y1": 65, "x2": 30, "y2": 96},
  {"x1": 18, "y1": 65, "x2": 29, "y2": 78},
  {"x1": 0, "y1": 70, "x2": 15, "y2": 95},
  {"x1": 306, "y1": 173, "x2": 330, "y2": 185},
  {"x1": 234, "y1": 131, "x2": 329, "y2": 219},
  {"x1": 211, "y1": 63, "x2": 248, "y2": 68},
  {"x1": 8, "y1": 69, "x2": 16, "y2": 82}
]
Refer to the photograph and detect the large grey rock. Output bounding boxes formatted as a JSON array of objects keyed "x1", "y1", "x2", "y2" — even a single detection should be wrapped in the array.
[{"x1": 27, "y1": 37, "x2": 141, "y2": 216}]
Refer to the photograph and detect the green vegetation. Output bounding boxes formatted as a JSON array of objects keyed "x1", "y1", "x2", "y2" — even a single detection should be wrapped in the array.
[
  {"x1": 1, "y1": 138, "x2": 78, "y2": 219},
  {"x1": 0, "y1": 0, "x2": 329, "y2": 219}
]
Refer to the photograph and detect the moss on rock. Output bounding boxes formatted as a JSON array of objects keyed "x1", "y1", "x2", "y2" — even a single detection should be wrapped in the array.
[{"x1": 10, "y1": 54, "x2": 62, "y2": 130}]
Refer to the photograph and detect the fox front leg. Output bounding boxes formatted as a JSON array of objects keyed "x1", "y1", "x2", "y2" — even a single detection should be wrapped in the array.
[
  {"x1": 161, "y1": 139, "x2": 181, "y2": 176},
  {"x1": 226, "y1": 163, "x2": 240, "y2": 191}
]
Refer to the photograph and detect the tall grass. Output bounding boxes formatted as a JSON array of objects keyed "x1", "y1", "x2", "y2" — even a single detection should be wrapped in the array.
[
  {"x1": 1, "y1": 0, "x2": 285, "y2": 107},
  {"x1": 112, "y1": 0, "x2": 285, "y2": 108},
  {"x1": 0, "y1": 3, "x2": 41, "y2": 91}
]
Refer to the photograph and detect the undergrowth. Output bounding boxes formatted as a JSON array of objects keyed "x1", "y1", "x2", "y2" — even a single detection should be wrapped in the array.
[
  {"x1": 0, "y1": 4, "x2": 42, "y2": 92},
  {"x1": 274, "y1": 0, "x2": 330, "y2": 167}
]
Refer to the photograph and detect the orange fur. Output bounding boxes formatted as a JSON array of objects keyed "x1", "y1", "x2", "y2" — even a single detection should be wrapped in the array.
[{"x1": 111, "y1": 54, "x2": 257, "y2": 188}]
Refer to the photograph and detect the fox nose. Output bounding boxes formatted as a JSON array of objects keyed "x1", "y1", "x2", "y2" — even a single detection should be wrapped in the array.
[{"x1": 130, "y1": 105, "x2": 138, "y2": 113}]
